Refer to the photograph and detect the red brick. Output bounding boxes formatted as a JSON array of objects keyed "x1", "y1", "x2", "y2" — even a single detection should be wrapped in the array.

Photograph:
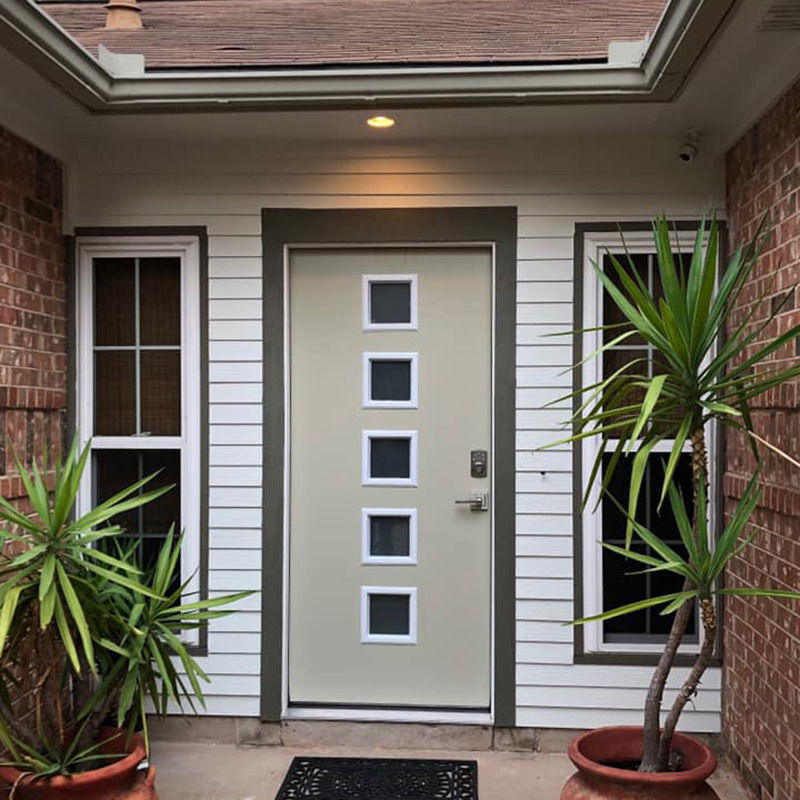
[
  {"x1": 724, "y1": 76, "x2": 800, "y2": 800},
  {"x1": 0, "y1": 125, "x2": 66, "y2": 484}
]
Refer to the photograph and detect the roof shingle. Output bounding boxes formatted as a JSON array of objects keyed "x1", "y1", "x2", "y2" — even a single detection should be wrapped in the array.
[{"x1": 40, "y1": 0, "x2": 668, "y2": 71}]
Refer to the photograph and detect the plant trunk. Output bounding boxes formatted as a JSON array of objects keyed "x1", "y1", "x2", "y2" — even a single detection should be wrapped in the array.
[
  {"x1": 639, "y1": 591, "x2": 695, "y2": 772},
  {"x1": 639, "y1": 424, "x2": 708, "y2": 773},
  {"x1": 657, "y1": 598, "x2": 718, "y2": 770}
]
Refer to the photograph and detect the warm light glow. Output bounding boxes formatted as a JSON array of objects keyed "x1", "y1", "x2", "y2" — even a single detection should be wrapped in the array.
[{"x1": 367, "y1": 115, "x2": 396, "y2": 129}]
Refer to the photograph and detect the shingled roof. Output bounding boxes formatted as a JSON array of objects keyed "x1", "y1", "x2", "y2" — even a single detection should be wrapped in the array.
[{"x1": 39, "y1": 0, "x2": 668, "y2": 71}]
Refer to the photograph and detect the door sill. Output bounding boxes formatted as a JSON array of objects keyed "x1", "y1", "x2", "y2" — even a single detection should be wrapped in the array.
[{"x1": 284, "y1": 706, "x2": 493, "y2": 725}]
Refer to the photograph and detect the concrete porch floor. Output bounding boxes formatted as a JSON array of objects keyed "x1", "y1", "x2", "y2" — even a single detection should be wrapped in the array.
[{"x1": 148, "y1": 740, "x2": 750, "y2": 800}]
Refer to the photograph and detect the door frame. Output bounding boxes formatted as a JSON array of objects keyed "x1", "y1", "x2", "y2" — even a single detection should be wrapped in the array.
[{"x1": 261, "y1": 208, "x2": 517, "y2": 726}]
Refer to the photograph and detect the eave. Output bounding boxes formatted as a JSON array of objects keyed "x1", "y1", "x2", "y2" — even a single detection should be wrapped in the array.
[{"x1": 0, "y1": 0, "x2": 737, "y2": 114}]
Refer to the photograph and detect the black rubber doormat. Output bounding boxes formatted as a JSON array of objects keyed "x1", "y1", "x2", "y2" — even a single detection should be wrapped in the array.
[{"x1": 275, "y1": 757, "x2": 479, "y2": 799}]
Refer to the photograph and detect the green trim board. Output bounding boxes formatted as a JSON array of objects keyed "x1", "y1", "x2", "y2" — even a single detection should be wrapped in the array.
[
  {"x1": 261, "y1": 208, "x2": 517, "y2": 725},
  {"x1": 72, "y1": 226, "x2": 210, "y2": 657},
  {"x1": 571, "y1": 220, "x2": 724, "y2": 667}
]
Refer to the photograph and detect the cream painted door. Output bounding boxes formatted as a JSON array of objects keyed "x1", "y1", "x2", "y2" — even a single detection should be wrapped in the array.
[{"x1": 288, "y1": 247, "x2": 492, "y2": 709}]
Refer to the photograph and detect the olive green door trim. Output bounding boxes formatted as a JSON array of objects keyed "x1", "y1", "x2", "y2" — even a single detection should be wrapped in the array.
[{"x1": 261, "y1": 208, "x2": 517, "y2": 725}]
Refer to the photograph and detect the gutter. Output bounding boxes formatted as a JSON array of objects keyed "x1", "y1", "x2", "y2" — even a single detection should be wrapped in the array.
[{"x1": 0, "y1": 0, "x2": 736, "y2": 113}]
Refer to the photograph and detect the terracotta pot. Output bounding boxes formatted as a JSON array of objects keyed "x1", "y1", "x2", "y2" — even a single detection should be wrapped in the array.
[
  {"x1": 0, "y1": 727, "x2": 158, "y2": 800},
  {"x1": 560, "y1": 726, "x2": 720, "y2": 800}
]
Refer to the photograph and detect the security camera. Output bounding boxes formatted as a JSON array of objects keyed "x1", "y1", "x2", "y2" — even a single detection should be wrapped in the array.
[
  {"x1": 678, "y1": 129, "x2": 702, "y2": 163},
  {"x1": 679, "y1": 143, "x2": 699, "y2": 163}
]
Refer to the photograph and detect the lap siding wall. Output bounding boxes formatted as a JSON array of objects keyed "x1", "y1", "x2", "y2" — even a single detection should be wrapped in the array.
[{"x1": 73, "y1": 136, "x2": 724, "y2": 729}]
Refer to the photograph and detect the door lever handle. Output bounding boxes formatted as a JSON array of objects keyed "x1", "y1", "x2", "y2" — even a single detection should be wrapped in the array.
[{"x1": 455, "y1": 492, "x2": 488, "y2": 512}]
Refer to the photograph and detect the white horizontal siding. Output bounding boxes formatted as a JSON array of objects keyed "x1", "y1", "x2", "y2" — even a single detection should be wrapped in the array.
[{"x1": 74, "y1": 136, "x2": 722, "y2": 729}]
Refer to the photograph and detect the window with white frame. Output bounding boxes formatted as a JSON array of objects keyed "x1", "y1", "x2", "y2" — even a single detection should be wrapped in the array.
[
  {"x1": 580, "y1": 228, "x2": 716, "y2": 654},
  {"x1": 76, "y1": 237, "x2": 201, "y2": 617}
]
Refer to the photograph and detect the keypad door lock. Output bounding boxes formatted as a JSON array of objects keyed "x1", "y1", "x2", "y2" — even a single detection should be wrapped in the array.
[{"x1": 471, "y1": 449, "x2": 488, "y2": 479}]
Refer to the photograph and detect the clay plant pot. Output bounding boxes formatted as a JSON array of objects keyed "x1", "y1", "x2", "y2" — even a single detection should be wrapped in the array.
[
  {"x1": 560, "y1": 726, "x2": 720, "y2": 800},
  {"x1": 0, "y1": 727, "x2": 158, "y2": 800}
]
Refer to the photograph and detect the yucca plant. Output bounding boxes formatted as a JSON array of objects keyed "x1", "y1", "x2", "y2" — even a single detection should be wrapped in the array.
[
  {"x1": 546, "y1": 217, "x2": 800, "y2": 772},
  {"x1": 0, "y1": 436, "x2": 251, "y2": 777}
]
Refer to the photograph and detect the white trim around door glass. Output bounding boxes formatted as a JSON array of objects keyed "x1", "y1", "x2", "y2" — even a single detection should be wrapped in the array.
[
  {"x1": 360, "y1": 586, "x2": 418, "y2": 644},
  {"x1": 361, "y1": 508, "x2": 418, "y2": 565},
  {"x1": 362, "y1": 352, "x2": 419, "y2": 409},
  {"x1": 362, "y1": 274, "x2": 419, "y2": 331}
]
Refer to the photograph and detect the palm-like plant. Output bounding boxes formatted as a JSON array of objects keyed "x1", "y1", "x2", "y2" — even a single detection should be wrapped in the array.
[
  {"x1": 548, "y1": 217, "x2": 800, "y2": 772},
  {"x1": 0, "y1": 437, "x2": 251, "y2": 776}
]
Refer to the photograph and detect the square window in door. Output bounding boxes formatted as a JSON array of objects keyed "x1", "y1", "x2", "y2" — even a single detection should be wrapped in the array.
[
  {"x1": 363, "y1": 353, "x2": 418, "y2": 408},
  {"x1": 361, "y1": 587, "x2": 417, "y2": 644},
  {"x1": 362, "y1": 275, "x2": 418, "y2": 330},
  {"x1": 362, "y1": 431, "x2": 418, "y2": 486},
  {"x1": 362, "y1": 509, "x2": 418, "y2": 564}
]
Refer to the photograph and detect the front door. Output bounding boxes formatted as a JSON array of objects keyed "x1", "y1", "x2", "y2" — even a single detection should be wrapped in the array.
[{"x1": 287, "y1": 247, "x2": 492, "y2": 710}]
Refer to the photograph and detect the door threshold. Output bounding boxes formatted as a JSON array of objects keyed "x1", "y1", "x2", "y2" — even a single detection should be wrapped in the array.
[{"x1": 284, "y1": 706, "x2": 493, "y2": 725}]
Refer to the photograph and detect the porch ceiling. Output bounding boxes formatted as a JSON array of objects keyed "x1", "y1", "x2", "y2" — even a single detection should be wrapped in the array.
[{"x1": 0, "y1": 0, "x2": 798, "y2": 159}]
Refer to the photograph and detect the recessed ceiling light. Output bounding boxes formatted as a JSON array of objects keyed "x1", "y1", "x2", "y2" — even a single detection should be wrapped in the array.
[{"x1": 367, "y1": 115, "x2": 396, "y2": 129}]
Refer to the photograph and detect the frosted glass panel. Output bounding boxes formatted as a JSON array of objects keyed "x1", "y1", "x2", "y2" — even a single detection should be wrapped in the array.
[
  {"x1": 370, "y1": 438, "x2": 410, "y2": 479},
  {"x1": 370, "y1": 516, "x2": 411, "y2": 557},
  {"x1": 369, "y1": 594, "x2": 410, "y2": 636}
]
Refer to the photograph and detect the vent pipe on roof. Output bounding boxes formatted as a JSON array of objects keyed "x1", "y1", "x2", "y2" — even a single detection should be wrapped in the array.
[{"x1": 105, "y1": 0, "x2": 143, "y2": 29}]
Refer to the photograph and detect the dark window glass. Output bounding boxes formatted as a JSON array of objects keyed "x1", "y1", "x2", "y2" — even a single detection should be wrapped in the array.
[
  {"x1": 370, "y1": 516, "x2": 411, "y2": 557},
  {"x1": 94, "y1": 258, "x2": 135, "y2": 347},
  {"x1": 370, "y1": 281, "x2": 411, "y2": 324},
  {"x1": 141, "y1": 351, "x2": 181, "y2": 436},
  {"x1": 94, "y1": 450, "x2": 181, "y2": 584},
  {"x1": 370, "y1": 438, "x2": 411, "y2": 479},
  {"x1": 371, "y1": 360, "x2": 412, "y2": 402},
  {"x1": 94, "y1": 351, "x2": 136, "y2": 435},
  {"x1": 369, "y1": 594, "x2": 410, "y2": 636},
  {"x1": 139, "y1": 258, "x2": 181, "y2": 346},
  {"x1": 602, "y1": 253, "x2": 649, "y2": 348},
  {"x1": 602, "y1": 451, "x2": 697, "y2": 643}
]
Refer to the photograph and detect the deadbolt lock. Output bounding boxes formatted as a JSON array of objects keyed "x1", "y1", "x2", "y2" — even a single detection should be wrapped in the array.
[{"x1": 471, "y1": 449, "x2": 488, "y2": 478}]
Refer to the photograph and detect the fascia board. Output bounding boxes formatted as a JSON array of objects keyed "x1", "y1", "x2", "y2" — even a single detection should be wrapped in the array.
[{"x1": 1, "y1": 0, "x2": 732, "y2": 113}]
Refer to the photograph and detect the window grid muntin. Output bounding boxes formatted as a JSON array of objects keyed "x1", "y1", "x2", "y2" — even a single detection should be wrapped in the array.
[
  {"x1": 602, "y1": 252, "x2": 656, "y2": 383},
  {"x1": 93, "y1": 256, "x2": 182, "y2": 437},
  {"x1": 601, "y1": 452, "x2": 698, "y2": 643},
  {"x1": 598, "y1": 249, "x2": 697, "y2": 647},
  {"x1": 92, "y1": 449, "x2": 182, "y2": 578}
]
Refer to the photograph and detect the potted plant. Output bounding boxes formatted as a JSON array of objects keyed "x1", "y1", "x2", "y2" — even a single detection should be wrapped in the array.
[
  {"x1": 550, "y1": 218, "x2": 800, "y2": 799},
  {"x1": 0, "y1": 437, "x2": 251, "y2": 798}
]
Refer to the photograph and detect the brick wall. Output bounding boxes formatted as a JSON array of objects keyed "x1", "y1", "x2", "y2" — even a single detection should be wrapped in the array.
[
  {"x1": 723, "y1": 78, "x2": 800, "y2": 800},
  {"x1": 0, "y1": 126, "x2": 67, "y2": 510}
]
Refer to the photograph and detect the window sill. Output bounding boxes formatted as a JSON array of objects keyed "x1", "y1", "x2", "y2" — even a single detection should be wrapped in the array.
[{"x1": 574, "y1": 652, "x2": 721, "y2": 668}]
